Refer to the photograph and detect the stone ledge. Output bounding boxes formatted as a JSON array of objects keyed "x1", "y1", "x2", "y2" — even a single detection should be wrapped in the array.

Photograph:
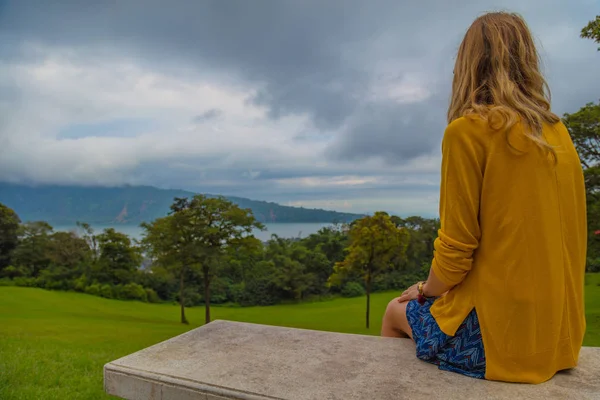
[{"x1": 104, "y1": 320, "x2": 600, "y2": 400}]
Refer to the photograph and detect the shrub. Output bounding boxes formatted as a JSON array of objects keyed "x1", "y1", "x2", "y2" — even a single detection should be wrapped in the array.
[
  {"x1": 100, "y1": 284, "x2": 114, "y2": 299},
  {"x1": 40, "y1": 279, "x2": 70, "y2": 291},
  {"x1": 73, "y1": 275, "x2": 88, "y2": 292},
  {"x1": 118, "y1": 283, "x2": 148, "y2": 302},
  {"x1": 240, "y1": 277, "x2": 280, "y2": 306},
  {"x1": 12, "y1": 277, "x2": 37, "y2": 287},
  {"x1": 341, "y1": 282, "x2": 365, "y2": 298},
  {"x1": 587, "y1": 258, "x2": 600, "y2": 273},
  {"x1": 228, "y1": 282, "x2": 246, "y2": 304},
  {"x1": 0, "y1": 278, "x2": 13, "y2": 286},
  {"x1": 176, "y1": 288, "x2": 201, "y2": 307},
  {"x1": 145, "y1": 288, "x2": 160, "y2": 303},
  {"x1": 84, "y1": 283, "x2": 101, "y2": 296},
  {"x1": 1, "y1": 265, "x2": 25, "y2": 279},
  {"x1": 36, "y1": 268, "x2": 70, "y2": 291},
  {"x1": 208, "y1": 277, "x2": 229, "y2": 304}
]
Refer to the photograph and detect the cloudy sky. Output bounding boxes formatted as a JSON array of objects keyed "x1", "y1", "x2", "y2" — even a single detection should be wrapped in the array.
[{"x1": 0, "y1": 1, "x2": 598, "y2": 217}]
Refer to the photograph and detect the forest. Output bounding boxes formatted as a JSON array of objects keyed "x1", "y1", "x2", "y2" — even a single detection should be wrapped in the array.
[{"x1": 0, "y1": 196, "x2": 435, "y2": 328}]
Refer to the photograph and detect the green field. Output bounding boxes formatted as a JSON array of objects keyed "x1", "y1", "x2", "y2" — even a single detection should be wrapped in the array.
[{"x1": 1, "y1": 275, "x2": 600, "y2": 400}]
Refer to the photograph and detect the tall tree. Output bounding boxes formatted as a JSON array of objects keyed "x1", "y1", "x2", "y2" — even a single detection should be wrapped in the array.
[
  {"x1": 564, "y1": 102, "x2": 600, "y2": 263},
  {"x1": 142, "y1": 195, "x2": 263, "y2": 324},
  {"x1": 47, "y1": 231, "x2": 91, "y2": 270},
  {"x1": 329, "y1": 212, "x2": 409, "y2": 328},
  {"x1": 12, "y1": 221, "x2": 54, "y2": 277},
  {"x1": 563, "y1": 15, "x2": 600, "y2": 266},
  {"x1": 264, "y1": 236, "x2": 315, "y2": 300},
  {"x1": 0, "y1": 203, "x2": 20, "y2": 272},
  {"x1": 563, "y1": 102, "x2": 600, "y2": 170},
  {"x1": 141, "y1": 213, "x2": 192, "y2": 323},
  {"x1": 302, "y1": 225, "x2": 348, "y2": 265},
  {"x1": 94, "y1": 228, "x2": 142, "y2": 285},
  {"x1": 223, "y1": 235, "x2": 263, "y2": 284},
  {"x1": 187, "y1": 195, "x2": 264, "y2": 324},
  {"x1": 581, "y1": 15, "x2": 600, "y2": 49},
  {"x1": 36, "y1": 231, "x2": 92, "y2": 290},
  {"x1": 76, "y1": 221, "x2": 99, "y2": 263},
  {"x1": 391, "y1": 216, "x2": 440, "y2": 272}
]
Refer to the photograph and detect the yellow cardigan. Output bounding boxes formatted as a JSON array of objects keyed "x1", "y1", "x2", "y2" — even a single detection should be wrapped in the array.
[{"x1": 430, "y1": 115, "x2": 587, "y2": 383}]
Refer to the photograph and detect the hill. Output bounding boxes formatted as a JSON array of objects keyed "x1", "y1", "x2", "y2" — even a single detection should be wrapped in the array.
[{"x1": 0, "y1": 183, "x2": 363, "y2": 225}]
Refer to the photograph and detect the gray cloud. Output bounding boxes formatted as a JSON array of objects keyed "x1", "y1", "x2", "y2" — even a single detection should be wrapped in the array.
[
  {"x1": 3, "y1": 1, "x2": 596, "y2": 156},
  {"x1": 0, "y1": 0, "x2": 598, "y2": 215},
  {"x1": 327, "y1": 92, "x2": 451, "y2": 163},
  {"x1": 193, "y1": 109, "x2": 222, "y2": 123}
]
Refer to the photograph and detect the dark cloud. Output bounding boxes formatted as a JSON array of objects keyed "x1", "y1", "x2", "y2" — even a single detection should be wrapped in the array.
[
  {"x1": 0, "y1": 0, "x2": 462, "y2": 161},
  {"x1": 2, "y1": 0, "x2": 596, "y2": 165},
  {"x1": 0, "y1": 0, "x2": 598, "y2": 214},
  {"x1": 327, "y1": 93, "x2": 450, "y2": 163},
  {"x1": 193, "y1": 109, "x2": 222, "y2": 123}
]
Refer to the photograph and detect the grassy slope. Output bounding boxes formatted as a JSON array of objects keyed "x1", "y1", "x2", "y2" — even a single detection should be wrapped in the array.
[
  {"x1": 585, "y1": 273, "x2": 600, "y2": 346},
  {"x1": 1, "y1": 276, "x2": 599, "y2": 400}
]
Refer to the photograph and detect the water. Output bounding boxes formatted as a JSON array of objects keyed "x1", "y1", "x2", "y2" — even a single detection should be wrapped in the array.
[{"x1": 54, "y1": 222, "x2": 333, "y2": 242}]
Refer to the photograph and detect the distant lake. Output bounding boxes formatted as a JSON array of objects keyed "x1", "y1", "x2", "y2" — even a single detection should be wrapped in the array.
[{"x1": 54, "y1": 222, "x2": 334, "y2": 242}]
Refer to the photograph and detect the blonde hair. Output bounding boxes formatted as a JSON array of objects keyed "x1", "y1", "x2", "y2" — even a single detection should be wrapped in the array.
[{"x1": 448, "y1": 12, "x2": 559, "y2": 154}]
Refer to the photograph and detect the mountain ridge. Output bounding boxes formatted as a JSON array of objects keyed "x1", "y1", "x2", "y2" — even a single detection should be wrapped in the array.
[{"x1": 0, "y1": 183, "x2": 364, "y2": 225}]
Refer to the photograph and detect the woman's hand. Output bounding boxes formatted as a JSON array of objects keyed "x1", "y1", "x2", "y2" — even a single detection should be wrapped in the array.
[{"x1": 397, "y1": 283, "x2": 420, "y2": 303}]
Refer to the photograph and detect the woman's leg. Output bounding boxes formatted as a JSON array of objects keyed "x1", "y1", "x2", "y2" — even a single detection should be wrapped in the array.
[{"x1": 381, "y1": 297, "x2": 413, "y2": 339}]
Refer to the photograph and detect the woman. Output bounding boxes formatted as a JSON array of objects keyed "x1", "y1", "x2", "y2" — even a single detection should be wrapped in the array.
[{"x1": 381, "y1": 12, "x2": 586, "y2": 384}]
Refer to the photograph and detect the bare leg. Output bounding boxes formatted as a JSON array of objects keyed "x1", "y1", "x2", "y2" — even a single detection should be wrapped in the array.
[{"x1": 381, "y1": 297, "x2": 413, "y2": 339}]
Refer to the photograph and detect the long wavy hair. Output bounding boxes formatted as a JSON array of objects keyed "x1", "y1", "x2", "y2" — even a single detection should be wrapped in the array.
[{"x1": 448, "y1": 12, "x2": 559, "y2": 154}]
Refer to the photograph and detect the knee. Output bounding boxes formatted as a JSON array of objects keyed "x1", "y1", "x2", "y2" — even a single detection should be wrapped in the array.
[
  {"x1": 381, "y1": 298, "x2": 411, "y2": 338},
  {"x1": 386, "y1": 297, "x2": 399, "y2": 310},
  {"x1": 384, "y1": 297, "x2": 404, "y2": 319}
]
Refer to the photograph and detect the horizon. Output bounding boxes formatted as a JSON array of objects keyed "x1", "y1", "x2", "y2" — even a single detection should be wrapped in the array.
[
  {"x1": 0, "y1": 1, "x2": 598, "y2": 217},
  {"x1": 1, "y1": 181, "x2": 441, "y2": 219}
]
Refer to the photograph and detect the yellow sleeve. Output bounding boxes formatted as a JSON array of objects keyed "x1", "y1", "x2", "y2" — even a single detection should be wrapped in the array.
[{"x1": 431, "y1": 120, "x2": 485, "y2": 287}]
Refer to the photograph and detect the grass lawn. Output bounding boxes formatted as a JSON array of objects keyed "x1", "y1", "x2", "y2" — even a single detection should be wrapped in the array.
[{"x1": 1, "y1": 275, "x2": 600, "y2": 399}]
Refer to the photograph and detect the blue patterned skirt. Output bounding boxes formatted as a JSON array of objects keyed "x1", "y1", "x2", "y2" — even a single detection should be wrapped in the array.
[{"x1": 406, "y1": 298, "x2": 486, "y2": 379}]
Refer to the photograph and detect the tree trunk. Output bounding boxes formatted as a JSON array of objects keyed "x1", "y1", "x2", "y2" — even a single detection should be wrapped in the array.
[
  {"x1": 366, "y1": 269, "x2": 372, "y2": 329},
  {"x1": 203, "y1": 266, "x2": 211, "y2": 325},
  {"x1": 180, "y1": 267, "x2": 188, "y2": 324}
]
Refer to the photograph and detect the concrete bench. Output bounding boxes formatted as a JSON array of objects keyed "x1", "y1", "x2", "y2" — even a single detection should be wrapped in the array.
[{"x1": 104, "y1": 320, "x2": 600, "y2": 400}]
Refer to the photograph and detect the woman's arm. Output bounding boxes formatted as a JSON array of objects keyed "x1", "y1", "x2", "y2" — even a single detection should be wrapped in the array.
[
  {"x1": 422, "y1": 266, "x2": 451, "y2": 297},
  {"x1": 398, "y1": 119, "x2": 485, "y2": 302}
]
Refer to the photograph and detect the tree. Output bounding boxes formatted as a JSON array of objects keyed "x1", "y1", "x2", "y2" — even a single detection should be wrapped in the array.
[
  {"x1": 298, "y1": 226, "x2": 349, "y2": 295},
  {"x1": 94, "y1": 228, "x2": 142, "y2": 285},
  {"x1": 563, "y1": 102, "x2": 600, "y2": 169},
  {"x1": 564, "y1": 102, "x2": 600, "y2": 264},
  {"x1": 142, "y1": 195, "x2": 264, "y2": 324},
  {"x1": 298, "y1": 247, "x2": 331, "y2": 296},
  {"x1": 0, "y1": 203, "x2": 20, "y2": 272},
  {"x1": 142, "y1": 214, "x2": 191, "y2": 323},
  {"x1": 222, "y1": 234, "x2": 263, "y2": 285},
  {"x1": 563, "y1": 16, "x2": 600, "y2": 269},
  {"x1": 187, "y1": 195, "x2": 264, "y2": 324},
  {"x1": 581, "y1": 15, "x2": 600, "y2": 50},
  {"x1": 76, "y1": 221, "x2": 99, "y2": 263},
  {"x1": 264, "y1": 235, "x2": 315, "y2": 300},
  {"x1": 391, "y1": 216, "x2": 440, "y2": 272},
  {"x1": 12, "y1": 221, "x2": 54, "y2": 277},
  {"x1": 329, "y1": 212, "x2": 409, "y2": 328},
  {"x1": 37, "y1": 231, "x2": 91, "y2": 290},
  {"x1": 47, "y1": 231, "x2": 91, "y2": 270},
  {"x1": 302, "y1": 225, "x2": 348, "y2": 265}
]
